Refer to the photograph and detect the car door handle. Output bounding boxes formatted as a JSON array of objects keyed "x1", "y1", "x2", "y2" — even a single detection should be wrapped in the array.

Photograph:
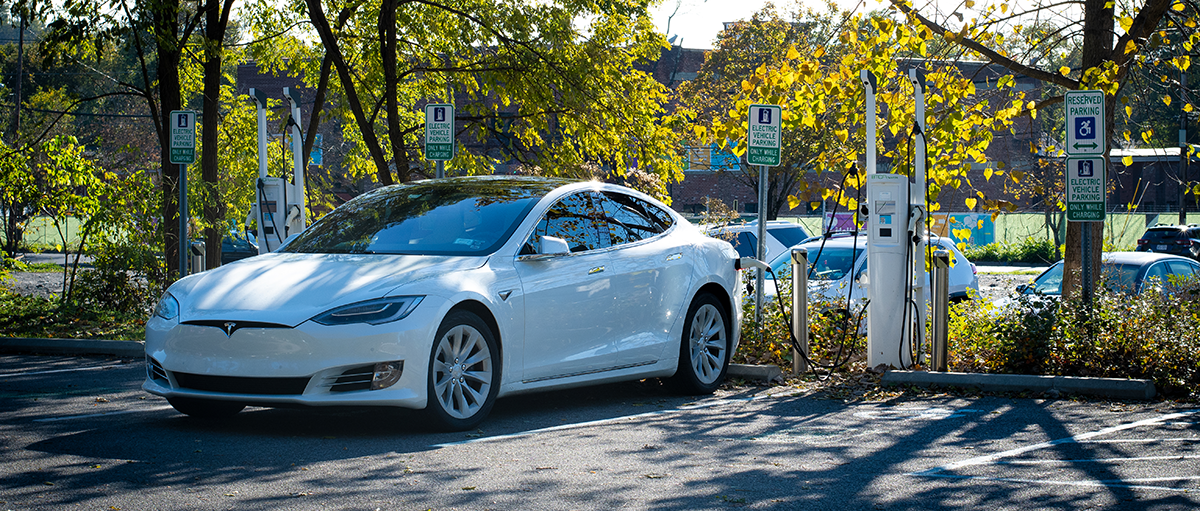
[
  {"x1": 666, "y1": 252, "x2": 682, "y2": 262},
  {"x1": 589, "y1": 265, "x2": 605, "y2": 275}
]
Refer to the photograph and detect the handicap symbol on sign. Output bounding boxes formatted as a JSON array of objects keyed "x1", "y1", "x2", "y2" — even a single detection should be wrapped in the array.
[{"x1": 1075, "y1": 117, "x2": 1095, "y2": 139}]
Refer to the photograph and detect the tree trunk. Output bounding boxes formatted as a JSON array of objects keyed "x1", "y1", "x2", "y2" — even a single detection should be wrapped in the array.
[
  {"x1": 380, "y1": 0, "x2": 411, "y2": 183},
  {"x1": 201, "y1": 0, "x2": 237, "y2": 270},
  {"x1": 153, "y1": 0, "x2": 184, "y2": 281},
  {"x1": 305, "y1": 0, "x2": 394, "y2": 185}
]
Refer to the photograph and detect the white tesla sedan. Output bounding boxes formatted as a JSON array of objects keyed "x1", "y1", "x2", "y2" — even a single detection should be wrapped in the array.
[{"x1": 144, "y1": 176, "x2": 742, "y2": 430}]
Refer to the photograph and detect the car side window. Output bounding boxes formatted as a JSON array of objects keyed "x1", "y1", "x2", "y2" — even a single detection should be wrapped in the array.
[
  {"x1": 594, "y1": 191, "x2": 673, "y2": 248},
  {"x1": 1144, "y1": 262, "x2": 1170, "y2": 286},
  {"x1": 522, "y1": 192, "x2": 604, "y2": 254},
  {"x1": 1167, "y1": 260, "x2": 1200, "y2": 281},
  {"x1": 731, "y1": 232, "x2": 758, "y2": 258}
]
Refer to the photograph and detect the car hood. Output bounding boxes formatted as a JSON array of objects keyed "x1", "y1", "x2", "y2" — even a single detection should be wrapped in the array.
[{"x1": 169, "y1": 252, "x2": 488, "y2": 326}]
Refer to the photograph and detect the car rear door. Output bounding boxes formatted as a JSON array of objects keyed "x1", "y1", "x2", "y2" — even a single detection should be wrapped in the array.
[{"x1": 594, "y1": 190, "x2": 692, "y2": 368}]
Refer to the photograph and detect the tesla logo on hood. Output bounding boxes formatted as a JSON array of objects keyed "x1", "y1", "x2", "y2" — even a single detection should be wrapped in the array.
[{"x1": 223, "y1": 322, "x2": 237, "y2": 337}]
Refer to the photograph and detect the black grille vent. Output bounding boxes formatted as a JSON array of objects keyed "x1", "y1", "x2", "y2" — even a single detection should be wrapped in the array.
[
  {"x1": 173, "y1": 372, "x2": 310, "y2": 395},
  {"x1": 181, "y1": 320, "x2": 290, "y2": 336},
  {"x1": 329, "y1": 364, "x2": 375, "y2": 393},
  {"x1": 146, "y1": 357, "x2": 169, "y2": 382}
]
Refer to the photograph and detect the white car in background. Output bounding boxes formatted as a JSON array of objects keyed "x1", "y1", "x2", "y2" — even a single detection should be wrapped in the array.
[
  {"x1": 764, "y1": 234, "x2": 979, "y2": 307},
  {"x1": 706, "y1": 220, "x2": 811, "y2": 260},
  {"x1": 144, "y1": 176, "x2": 742, "y2": 431}
]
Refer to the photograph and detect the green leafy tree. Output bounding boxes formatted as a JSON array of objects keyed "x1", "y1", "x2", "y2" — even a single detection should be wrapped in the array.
[
  {"x1": 689, "y1": 10, "x2": 1030, "y2": 222},
  {"x1": 679, "y1": 3, "x2": 846, "y2": 219},
  {"x1": 245, "y1": 0, "x2": 688, "y2": 192},
  {"x1": 888, "y1": 0, "x2": 1200, "y2": 297}
]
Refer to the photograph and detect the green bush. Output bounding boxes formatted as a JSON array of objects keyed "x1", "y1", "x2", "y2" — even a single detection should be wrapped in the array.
[
  {"x1": 948, "y1": 281, "x2": 1200, "y2": 399},
  {"x1": 963, "y1": 237, "x2": 1058, "y2": 264}
]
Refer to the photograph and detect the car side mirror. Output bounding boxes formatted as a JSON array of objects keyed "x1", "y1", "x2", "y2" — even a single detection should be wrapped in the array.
[
  {"x1": 856, "y1": 269, "x2": 868, "y2": 286},
  {"x1": 519, "y1": 235, "x2": 571, "y2": 261},
  {"x1": 541, "y1": 236, "x2": 570, "y2": 256},
  {"x1": 1015, "y1": 283, "x2": 1028, "y2": 294}
]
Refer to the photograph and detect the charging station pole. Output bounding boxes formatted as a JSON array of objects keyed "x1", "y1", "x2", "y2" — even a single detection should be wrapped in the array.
[
  {"x1": 283, "y1": 88, "x2": 308, "y2": 230},
  {"x1": 249, "y1": 89, "x2": 271, "y2": 255},
  {"x1": 909, "y1": 68, "x2": 929, "y2": 364}
]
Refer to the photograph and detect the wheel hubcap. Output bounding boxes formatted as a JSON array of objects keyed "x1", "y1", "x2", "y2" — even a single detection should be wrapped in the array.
[
  {"x1": 432, "y1": 325, "x2": 493, "y2": 419},
  {"x1": 689, "y1": 303, "x2": 726, "y2": 385}
]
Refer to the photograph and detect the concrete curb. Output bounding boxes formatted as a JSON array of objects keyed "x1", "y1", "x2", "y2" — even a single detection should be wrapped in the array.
[
  {"x1": 0, "y1": 338, "x2": 144, "y2": 358},
  {"x1": 881, "y1": 370, "x2": 1156, "y2": 400},
  {"x1": 728, "y1": 363, "x2": 784, "y2": 383}
]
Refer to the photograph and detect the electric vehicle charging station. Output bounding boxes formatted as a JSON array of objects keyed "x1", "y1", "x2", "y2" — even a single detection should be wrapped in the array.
[
  {"x1": 247, "y1": 87, "x2": 308, "y2": 254},
  {"x1": 860, "y1": 69, "x2": 931, "y2": 369}
]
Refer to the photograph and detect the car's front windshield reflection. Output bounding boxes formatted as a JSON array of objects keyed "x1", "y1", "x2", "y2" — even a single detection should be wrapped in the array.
[{"x1": 284, "y1": 178, "x2": 564, "y2": 256}]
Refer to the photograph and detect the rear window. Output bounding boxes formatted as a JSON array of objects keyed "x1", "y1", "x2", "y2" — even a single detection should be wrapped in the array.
[
  {"x1": 767, "y1": 224, "x2": 811, "y2": 248},
  {"x1": 1141, "y1": 228, "x2": 1185, "y2": 240}
]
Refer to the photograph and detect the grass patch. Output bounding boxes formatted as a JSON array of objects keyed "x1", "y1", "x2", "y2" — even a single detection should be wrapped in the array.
[
  {"x1": 15, "y1": 262, "x2": 65, "y2": 273},
  {"x1": 977, "y1": 269, "x2": 1044, "y2": 275},
  {"x1": 0, "y1": 292, "x2": 146, "y2": 341}
]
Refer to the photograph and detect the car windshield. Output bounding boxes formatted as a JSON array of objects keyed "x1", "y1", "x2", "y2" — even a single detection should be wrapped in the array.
[
  {"x1": 284, "y1": 178, "x2": 562, "y2": 256},
  {"x1": 1025, "y1": 263, "x2": 1063, "y2": 295},
  {"x1": 767, "y1": 224, "x2": 810, "y2": 248},
  {"x1": 771, "y1": 245, "x2": 864, "y2": 281}
]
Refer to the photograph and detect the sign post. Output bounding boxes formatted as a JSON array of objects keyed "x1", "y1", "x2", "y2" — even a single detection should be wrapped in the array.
[
  {"x1": 169, "y1": 110, "x2": 196, "y2": 277},
  {"x1": 747, "y1": 104, "x2": 782, "y2": 326},
  {"x1": 1064, "y1": 90, "x2": 1105, "y2": 307},
  {"x1": 425, "y1": 104, "x2": 455, "y2": 178}
]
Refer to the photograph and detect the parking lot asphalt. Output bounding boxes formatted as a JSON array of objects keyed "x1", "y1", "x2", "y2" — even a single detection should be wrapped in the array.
[{"x1": 1, "y1": 354, "x2": 1197, "y2": 510}]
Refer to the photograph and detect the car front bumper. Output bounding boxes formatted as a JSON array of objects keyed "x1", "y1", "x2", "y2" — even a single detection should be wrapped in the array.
[{"x1": 142, "y1": 305, "x2": 446, "y2": 410}]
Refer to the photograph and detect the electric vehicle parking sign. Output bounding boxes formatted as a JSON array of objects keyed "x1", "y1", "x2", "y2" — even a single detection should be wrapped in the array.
[
  {"x1": 1066, "y1": 157, "x2": 1105, "y2": 221},
  {"x1": 169, "y1": 110, "x2": 196, "y2": 164},
  {"x1": 424, "y1": 103, "x2": 455, "y2": 161},
  {"x1": 747, "y1": 104, "x2": 781, "y2": 166},
  {"x1": 1065, "y1": 90, "x2": 1104, "y2": 156}
]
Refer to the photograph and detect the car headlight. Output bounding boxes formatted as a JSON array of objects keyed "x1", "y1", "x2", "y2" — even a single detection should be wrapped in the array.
[
  {"x1": 312, "y1": 296, "x2": 424, "y2": 326},
  {"x1": 154, "y1": 292, "x2": 179, "y2": 320}
]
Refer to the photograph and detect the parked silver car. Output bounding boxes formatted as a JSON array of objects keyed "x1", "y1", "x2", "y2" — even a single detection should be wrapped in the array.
[
  {"x1": 993, "y1": 251, "x2": 1200, "y2": 310},
  {"x1": 764, "y1": 234, "x2": 979, "y2": 306}
]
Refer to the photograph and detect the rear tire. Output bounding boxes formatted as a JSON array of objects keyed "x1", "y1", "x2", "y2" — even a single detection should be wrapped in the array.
[
  {"x1": 423, "y1": 310, "x2": 500, "y2": 431},
  {"x1": 669, "y1": 293, "x2": 731, "y2": 394},
  {"x1": 168, "y1": 397, "x2": 245, "y2": 419}
]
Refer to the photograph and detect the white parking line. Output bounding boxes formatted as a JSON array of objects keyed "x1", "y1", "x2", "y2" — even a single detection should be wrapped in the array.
[
  {"x1": 911, "y1": 409, "x2": 1200, "y2": 493},
  {"x1": 0, "y1": 362, "x2": 137, "y2": 379},
  {"x1": 32, "y1": 405, "x2": 173, "y2": 423},
  {"x1": 431, "y1": 395, "x2": 772, "y2": 448}
]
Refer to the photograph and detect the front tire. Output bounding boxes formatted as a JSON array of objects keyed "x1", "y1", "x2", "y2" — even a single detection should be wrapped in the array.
[
  {"x1": 423, "y1": 310, "x2": 500, "y2": 431},
  {"x1": 670, "y1": 293, "x2": 731, "y2": 394},
  {"x1": 167, "y1": 397, "x2": 245, "y2": 419}
]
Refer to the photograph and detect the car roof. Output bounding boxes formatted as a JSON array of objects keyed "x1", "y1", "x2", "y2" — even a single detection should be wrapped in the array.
[{"x1": 1103, "y1": 251, "x2": 1197, "y2": 265}]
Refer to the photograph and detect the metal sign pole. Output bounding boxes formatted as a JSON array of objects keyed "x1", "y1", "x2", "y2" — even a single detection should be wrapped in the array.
[
  {"x1": 755, "y1": 164, "x2": 767, "y2": 325},
  {"x1": 178, "y1": 163, "x2": 188, "y2": 277}
]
